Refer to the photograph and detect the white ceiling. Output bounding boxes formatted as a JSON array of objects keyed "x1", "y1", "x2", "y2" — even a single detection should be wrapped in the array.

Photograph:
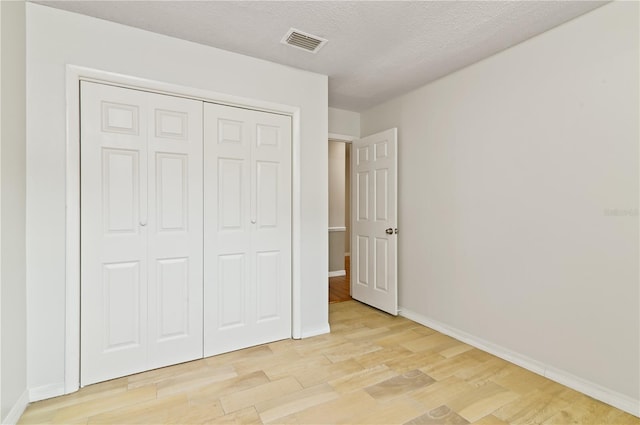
[{"x1": 35, "y1": 1, "x2": 606, "y2": 112}]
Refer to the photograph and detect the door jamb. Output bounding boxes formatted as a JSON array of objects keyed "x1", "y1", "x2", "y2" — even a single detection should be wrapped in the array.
[
  {"x1": 65, "y1": 65, "x2": 302, "y2": 394},
  {"x1": 328, "y1": 133, "x2": 354, "y2": 143}
]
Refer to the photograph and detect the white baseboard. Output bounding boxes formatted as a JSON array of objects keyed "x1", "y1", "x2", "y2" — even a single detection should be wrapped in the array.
[
  {"x1": 300, "y1": 323, "x2": 331, "y2": 339},
  {"x1": 28, "y1": 382, "x2": 65, "y2": 402},
  {"x1": 2, "y1": 390, "x2": 29, "y2": 425},
  {"x1": 543, "y1": 367, "x2": 639, "y2": 417},
  {"x1": 399, "y1": 307, "x2": 640, "y2": 418},
  {"x1": 328, "y1": 270, "x2": 346, "y2": 278}
]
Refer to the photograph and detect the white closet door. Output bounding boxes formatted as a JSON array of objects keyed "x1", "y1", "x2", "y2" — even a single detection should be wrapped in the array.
[
  {"x1": 81, "y1": 82, "x2": 148, "y2": 386},
  {"x1": 203, "y1": 103, "x2": 291, "y2": 357},
  {"x1": 146, "y1": 91, "x2": 203, "y2": 370},
  {"x1": 80, "y1": 82, "x2": 203, "y2": 386}
]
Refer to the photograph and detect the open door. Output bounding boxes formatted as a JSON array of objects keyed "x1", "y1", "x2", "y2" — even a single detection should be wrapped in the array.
[{"x1": 351, "y1": 128, "x2": 398, "y2": 315}]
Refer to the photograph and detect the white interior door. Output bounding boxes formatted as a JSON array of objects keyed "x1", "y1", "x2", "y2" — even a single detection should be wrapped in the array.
[
  {"x1": 351, "y1": 128, "x2": 398, "y2": 315},
  {"x1": 203, "y1": 102, "x2": 292, "y2": 357},
  {"x1": 80, "y1": 81, "x2": 203, "y2": 385}
]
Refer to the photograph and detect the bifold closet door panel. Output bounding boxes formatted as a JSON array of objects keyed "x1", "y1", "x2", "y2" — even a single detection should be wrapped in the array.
[
  {"x1": 80, "y1": 82, "x2": 149, "y2": 386},
  {"x1": 80, "y1": 81, "x2": 203, "y2": 386},
  {"x1": 203, "y1": 103, "x2": 292, "y2": 357},
  {"x1": 145, "y1": 90, "x2": 203, "y2": 370}
]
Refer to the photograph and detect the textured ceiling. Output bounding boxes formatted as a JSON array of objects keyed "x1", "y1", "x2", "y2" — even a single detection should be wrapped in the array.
[{"x1": 35, "y1": 1, "x2": 606, "y2": 112}]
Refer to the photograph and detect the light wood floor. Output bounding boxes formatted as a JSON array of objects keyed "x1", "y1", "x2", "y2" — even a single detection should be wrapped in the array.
[{"x1": 20, "y1": 301, "x2": 639, "y2": 425}]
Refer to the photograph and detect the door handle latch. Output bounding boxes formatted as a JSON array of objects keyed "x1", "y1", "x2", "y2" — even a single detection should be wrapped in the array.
[{"x1": 385, "y1": 228, "x2": 393, "y2": 235}]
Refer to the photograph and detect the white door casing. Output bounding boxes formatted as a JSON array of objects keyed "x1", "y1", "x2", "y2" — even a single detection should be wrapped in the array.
[
  {"x1": 351, "y1": 128, "x2": 398, "y2": 315},
  {"x1": 80, "y1": 81, "x2": 203, "y2": 385},
  {"x1": 204, "y1": 102, "x2": 292, "y2": 356}
]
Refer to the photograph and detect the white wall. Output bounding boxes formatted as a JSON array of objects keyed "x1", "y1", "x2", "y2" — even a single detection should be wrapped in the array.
[
  {"x1": 1, "y1": 0, "x2": 28, "y2": 421},
  {"x1": 362, "y1": 1, "x2": 639, "y2": 410},
  {"x1": 329, "y1": 107, "x2": 360, "y2": 138},
  {"x1": 328, "y1": 141, "x2": 346, "y2": 272},
  {"x1": 26, "y1": 3, "x2": 328, "y2": 395},
  {"x1": 328, "y1": 141, "x2": 346, "y2": 228}
]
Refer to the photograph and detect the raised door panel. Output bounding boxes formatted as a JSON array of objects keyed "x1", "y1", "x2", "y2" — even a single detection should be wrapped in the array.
[
  {"x1": 102, "y1": 149, "x2": 139, "y2": 234},
  {"x1": 356, "y1": 145, "x2": 370, "y2": 165},
  {"x1": 374, "y1": 169, "x2": 389, "y2": 222},
  {"x1": 256, "y1": 251, "x2": 280, "y2": 322},
  {"x1": 102, "y1": 102, "x2": 139, "y2": 136},
  {"x1": 356, "y1": 235, "x2": 369, "y2": 288},
  {"x1": 219, "y1": 119, "x2": 244, "y2": 145},
  {"x1": 156, "y1": 153, "x2": 188, "y2": 232},
  {"x1": 155, "y1": 109, "x2": 188, "y2": 141},
  {"x1": 374, "y1": 238, "x2": 389, "y2": 292},
  {"x1": 218, "y1": 254, "x2": 246, "y2": 329},
  {"x1": 256, "y1": 161, "x2": 279, "y2": 228},
  {"x1": 156, "y1": 258, "x2": 189, "y2": 341},
  {"x1": 102, "y1": 262, "x2": 142, "y2": 351},
  {"x1": 256, "y1": 124, "x2": 280, "y2": 148},
  {"x1": 218, "y1": 159, "x2": 245, "y2": 232},
  {"x1": 357, "y1": 171, "x2": 370, "y2": 221}
]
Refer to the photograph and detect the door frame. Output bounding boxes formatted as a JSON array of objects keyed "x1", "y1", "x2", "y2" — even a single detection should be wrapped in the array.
[{"x1": 64, "y1": 65, "x2": 302, "y2": 394}]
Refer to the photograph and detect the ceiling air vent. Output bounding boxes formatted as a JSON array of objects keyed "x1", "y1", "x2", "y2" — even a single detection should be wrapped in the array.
[{"x1": 281, "y1": 28, "x2": 327, "y2": 53}]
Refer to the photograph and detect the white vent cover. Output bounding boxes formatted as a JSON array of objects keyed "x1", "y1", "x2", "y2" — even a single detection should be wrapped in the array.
[{"x1": 281, "y1": 28, "x2": 327, "y2": 53}]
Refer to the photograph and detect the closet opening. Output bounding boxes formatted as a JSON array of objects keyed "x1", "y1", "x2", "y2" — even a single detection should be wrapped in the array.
[{"x1": 79, "y1": 81, "x2": 293, "y2": 386}]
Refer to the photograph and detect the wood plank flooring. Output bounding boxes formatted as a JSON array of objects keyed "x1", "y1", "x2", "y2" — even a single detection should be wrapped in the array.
[
  {"x1": 329, "y1": 255, "x2": 351, "y2": 304},
  {"x1": 19, "y1": 301, "x2": 639, "y2": 425},
  {"x1": 329, "y1": 276, "x2": 351, "y2": 304}
]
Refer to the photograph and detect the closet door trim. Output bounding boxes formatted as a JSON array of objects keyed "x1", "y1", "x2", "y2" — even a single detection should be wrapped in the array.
[{"x1": 63, "y1": 65, "x2": 302, "y2": 395}]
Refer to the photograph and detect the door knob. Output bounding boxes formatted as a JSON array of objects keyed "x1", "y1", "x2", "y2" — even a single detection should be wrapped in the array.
[{"x1": 385, "y1": 228, "x2": 393, "y2": 235}]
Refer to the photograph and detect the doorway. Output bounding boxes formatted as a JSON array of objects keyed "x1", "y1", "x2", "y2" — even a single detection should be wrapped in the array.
[
  {"x1": 327, "y1": 128, "x2": 398, "y2": 314},
  {"x1": 328, "y1": 139, "x2": 352, "y2": 303}
]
